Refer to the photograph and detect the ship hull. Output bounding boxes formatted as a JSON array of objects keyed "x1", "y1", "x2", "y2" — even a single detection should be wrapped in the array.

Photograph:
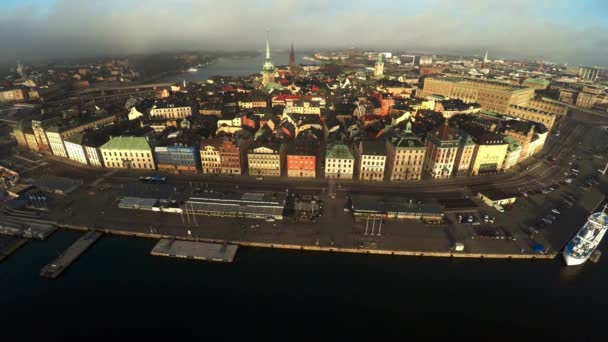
[{"x1": 562, "y1": 251, "x2": 587, "y2": 266}]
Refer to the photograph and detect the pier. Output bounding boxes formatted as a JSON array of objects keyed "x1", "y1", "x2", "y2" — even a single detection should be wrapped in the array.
[
  {"x1": 0, "y1": 236, "x2": 28, "y2": 262},
  {"x1": 151, "y1": 239, "x2": 238, "y2": 263},
  {"x1": 40, "y1": 230, "x2": 102, "y2": 279}
]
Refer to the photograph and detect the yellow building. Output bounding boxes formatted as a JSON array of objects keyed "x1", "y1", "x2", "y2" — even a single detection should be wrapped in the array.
[
  {"x1": 247, "y1": 142, "x2": 281, "y2": 177},
  {"x1": 0, "y1": 88, "x2": 25, "y2": 103},
  {"x1": 420, "y1": 77, "x2": 535, "y2": 113},
  {"x1": 478, "y1": 190, "x2": 516, "y2": 207},
  {"x1": 469, "y1": 132, "x2": 508, "y2": 176},
  {"x1": 506, "y1": 105, "x2": 555, "y2": 131},
  {"x1": 526, "y1": 99, "x2": 568, "y2": 122},
  {"x1": 200, "y1": 139, "x2": 222, "y2": 174},
  {"x1": 386, "y1": 127, "x2": 426, "y2": 181},
  {"x1": 357, "y1": 139, "x2": 387, "y2": 182},
  {"x1": 100, "y1": 136, "x2": 155, "y2": 170},
  {"x1": 150, "y1": 105, "x2": 192, "y2": 119}
]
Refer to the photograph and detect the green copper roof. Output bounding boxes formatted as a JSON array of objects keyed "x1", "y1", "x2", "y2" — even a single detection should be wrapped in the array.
[
  {"x1": 326, "y1": 143, "x2": 354, "y2": 160},
  {"x1": 100, "y1": 136, "x2": 151, "y2": 151}
]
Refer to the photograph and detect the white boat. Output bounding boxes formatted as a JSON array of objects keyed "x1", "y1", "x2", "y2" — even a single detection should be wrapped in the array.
[
  {"x1": 563, "y1": 204, "x2": 608, "y2": 266},
  {"x1": 187, "y1": 67, "x2": 198, "y2": 72}
]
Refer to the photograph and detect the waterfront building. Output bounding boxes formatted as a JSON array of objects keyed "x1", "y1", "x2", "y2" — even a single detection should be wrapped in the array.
[
  {"x1": 100, "y1": 136, "x2": 155, "y2": 170},
  {"x1": 13, "y1": 120, "x2": 30, "y2": 149},
  {"x1": 469, "y1": 131, "x2": 508, "y2": 176},
  {"x1": 155, "y1": 145, "x2": 199, "y2": 174},
  {"x1": 185, "y1": 191, "x2": 287, "y2": 221},
  {"x1": 0, "y1": 88, "x2": 25, "y2": 103},
  {"x1": 247, "y1": 141, "x2": 281, "y2": 177},
  {"x1": 502, "y1": 136, "x2": 522, "y2": 170},
  {"x1": 350, "y1": 194, "x2": 443, "y2": 221},
  {"x1": 325, "y1": 143, "x2": 355, "y2": 179},
  {"x1": 420, "y1": 77, "x2": 535, "y2": 112},
  {"x1": 453, "y1": 132, "x2": 476, "y2": 176},
  {"x1": 386, "y1": 123, "x2": 426, "y2": 181},
  {"x1": 357, "y1": 139, "x2": 387, "y2": 182},
  {"x1": 424, "y1": 123, "x2": 459, "y2": 179},
  {"x1": 31, "y1": 120, "x2": 52, "y2": 153},
  {"x1": 286, "y1": 133, "x2": 319, "y2": 178},
  {"x1": 199, "y1": 138, "x2": 222, "y2": 174},
  {"x1": 44, "y1": 115, "x2": 116, "y2": 158},
  {"x1": 218, "y1": 138, "x2": 242, "y2": 175}
]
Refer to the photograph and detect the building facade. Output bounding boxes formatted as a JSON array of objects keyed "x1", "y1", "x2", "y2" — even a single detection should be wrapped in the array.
[
  {"x1": 421, "y1": 77, "x2": 535, "y2": 113},
  {"x1": 506, "y1": 105, "x2": 556, "y2": 131},
  {"x1": 386, "y1": 129, "x2": 426, "y2": 181},
  {"x1": 469, "y1": 133, "x2": 508, "y2": 176},
  {"x1": 100, "y1": 136, "x2": 155, "y2": 170},
  {"x1": 218, "y1": 138, "x2": 242, "y2": 175},
  {"x1": 199, "y1": 140, "x2": 222, "y2": 174},
  {"x1": 150, "y1": 106, "x2": 192, "y2": 119},
  {"x1": 155, "y1": 145, "x2": 199, "y2": 173},
  {"x1": 453, "y1": 133, "x2": 476, "y2": 176},
  {"x1": 526, "y1": 99, "x2": 568, "y2": 122},
  {"x1": 325, "y1": 143, "x2": 354, "y2": 179},
  {"x1": 247, "y1": 143, "x2": 281, "y2": 177},
  {"x1": 424, "y1": 124, "x2": 459, "y2": 179},
  {"x1": 357, "y1": 139, "x2": 387, "y2": 182},
  {"x1": 374, "y1": 53, "x2": 384, "y2": 78}
]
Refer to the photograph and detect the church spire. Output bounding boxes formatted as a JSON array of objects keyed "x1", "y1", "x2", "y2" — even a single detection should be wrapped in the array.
[
  {"x1": 265, "y1": 28, "x2": 271, "y2": 60},
  {"x1": 289, "y1": 41, "x2": 296, "y2": 70}
]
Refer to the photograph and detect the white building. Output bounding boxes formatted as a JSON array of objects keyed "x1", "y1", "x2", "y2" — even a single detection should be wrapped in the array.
[
  {"x1": 150, "y1": 105, "x2": 192, "y2": 119},
  {"x1": 325, "y1": 143, "x2": 354, "y2": 179}
]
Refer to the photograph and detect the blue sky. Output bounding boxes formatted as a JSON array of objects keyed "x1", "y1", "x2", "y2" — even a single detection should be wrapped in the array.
[{"x1": 0, "y1": 0, "x2": 606, "y2": 66}]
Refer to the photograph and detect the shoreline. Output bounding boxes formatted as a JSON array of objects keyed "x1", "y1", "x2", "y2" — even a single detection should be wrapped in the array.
[{"x1": 58, "y1": 223, "x2": 556, "y2": 261}]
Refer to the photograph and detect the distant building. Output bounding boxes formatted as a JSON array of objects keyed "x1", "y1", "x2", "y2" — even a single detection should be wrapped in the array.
[
  {"x1": 419, "y1": 56, "x2": 433, "y2": 65},
  {"x1": 100, "y1": 136, "x2": 155, "y2": 170},
  {"x1": 64, "y1": 131, "x2": 106, "y2": 167},
  {"x1": 576, "y1": 86, "x2": 603, "y2": 109},
  {"x1": 434, "y1": 99, "x2": 481, "y2": 119},
  {"x1": 0, "y1": 88, "x2": 25, "y2": 103},
  {"x1": 506, "y1": 105, "x2": 556, "y2": 131},
  {"x1": 522, "y1": 78, "x2": 550, "y2": 90},
  {"x1": 325, "y1": 143, "x2": 355, "y2": 179},
  {"x1": 44, "y1": 115, "x2": 116, "y2": 158},
  {"x1": 579, "y1": 67, "x2": 600, "y2": 82},
  {"x1": 149, "y1": 105, "x2": 192, "y2": 120},
  {"x1": 424, "y1": 124, "x2": 459, "y2": 179},
  {"x1": 374, "y1": 53, "x2": 384, "y2": 78},
  {"x1": 421, "y1": 77, "x2": 535, "y2": 113},
  {"x1": 386, "y1": 123, "x2": 426, "y2": 181},
  {"x1": 357, "y1": 139, "x2": 387, "y2": 182},
  {"x1": 525, "y1": 99, "x2": 567, "y2": 122},
  {"x1": 261, "y1": 31, "x2": 277, "y2": 87},
  {"x1": 285, "y1": 100, "x2": 321, "y2": 115}
]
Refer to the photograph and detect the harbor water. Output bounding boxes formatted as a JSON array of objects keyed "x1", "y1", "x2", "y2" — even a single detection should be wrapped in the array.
[{"x1": 0, "y1": 230, "x2": 607, "y2": 339}]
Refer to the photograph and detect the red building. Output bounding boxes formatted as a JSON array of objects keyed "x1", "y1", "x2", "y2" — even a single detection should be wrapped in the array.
[
  {"x1": 286, "y1": 132, "x2": 320, "y2": 178},
  {"x1": 218, "y1": 138, "x2": 242, "y2": 175}
]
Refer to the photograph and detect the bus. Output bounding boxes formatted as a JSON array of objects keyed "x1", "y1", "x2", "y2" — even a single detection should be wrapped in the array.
[{"x1": 138, "y1": 176, "x2": 168, "y2": 184}]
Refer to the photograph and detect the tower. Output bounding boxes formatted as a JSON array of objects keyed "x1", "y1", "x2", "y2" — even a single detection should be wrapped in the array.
[
  {"x1": 16, "y1": 60, "x2": 24, "y2": 78},
  {"x1": 374, "y1": 53, "x2": 384, "y2": 78},
  {"x1": 261, "y1": 29, "x2": 276, "y2": 86},
  {"x1": 481, "y1": 50, "x2": 488, "y2": 69},
  {"x1": 289, "y1": 41, "x2": 297, "y2": 74}
]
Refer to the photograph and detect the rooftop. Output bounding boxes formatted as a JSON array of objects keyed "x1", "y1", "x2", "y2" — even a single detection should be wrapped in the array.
[
  {"x1": 100, "y1": 136, "x2": 152, "y2": 151},
  {"x1": 326, "y1": 143, "x2": 354, "y2": 160}
]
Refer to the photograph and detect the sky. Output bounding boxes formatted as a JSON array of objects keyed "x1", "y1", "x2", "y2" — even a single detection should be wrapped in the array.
[{"x1": 0, "y1": 0, "x2": 607, "y2": 66}]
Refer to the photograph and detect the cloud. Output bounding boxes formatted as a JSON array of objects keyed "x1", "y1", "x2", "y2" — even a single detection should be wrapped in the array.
[{"x1": 0, "y1": 0, "x2": 606, "y2": 66}]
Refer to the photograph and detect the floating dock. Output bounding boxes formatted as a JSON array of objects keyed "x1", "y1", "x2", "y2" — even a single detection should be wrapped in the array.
[
  {"x1": 151, "y1": 239, "x2": 238, "y2": 263},
  {"x1": 0, "y1": 236, "x2": 28, "y2": 262},
  {"x1": 40, "y1": 230, "x2": 102, "y2": 279}
]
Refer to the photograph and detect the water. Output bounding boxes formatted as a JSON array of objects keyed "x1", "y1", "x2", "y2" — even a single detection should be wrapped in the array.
[
  {"x1": 165, "y1": 51, "x2": 321, "y2": 83},
  {"x1": 1, "y1": 230, "x2": 607, "y2": 339}
]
